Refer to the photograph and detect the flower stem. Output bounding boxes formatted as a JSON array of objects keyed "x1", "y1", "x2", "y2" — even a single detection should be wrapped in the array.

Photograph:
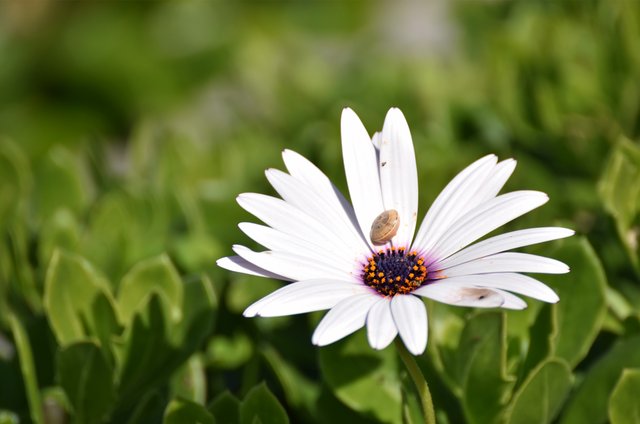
[{"x1": 395, "y1": 339, "x2": 436, "y2": 424}]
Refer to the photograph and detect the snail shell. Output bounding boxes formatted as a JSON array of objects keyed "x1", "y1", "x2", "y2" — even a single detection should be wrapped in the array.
[{"x1": 370, "y1": 209, "x2": 400, "y2": 245}]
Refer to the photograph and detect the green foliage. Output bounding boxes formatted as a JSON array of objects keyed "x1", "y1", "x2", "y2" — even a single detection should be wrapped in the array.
[
  {"x1": 609, "y1": 369, "x2": 640, "y2": 424},
  {"x1": 1, "y1": 0, "x2": 640, "y2": 422},
  {"x1": 319, "y1": 332, "x2": 402, "y2": 423},
  {"x1": 506, "y1": 359, "x2": 573, "y2": 424}
]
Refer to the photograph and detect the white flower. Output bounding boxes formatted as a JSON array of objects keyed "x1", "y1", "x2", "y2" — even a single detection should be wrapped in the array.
[{"x1": 217, "y1": 108, "x2": 573, "y2": 355}]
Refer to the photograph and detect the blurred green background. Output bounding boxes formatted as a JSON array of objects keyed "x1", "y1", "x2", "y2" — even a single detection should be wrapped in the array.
[{"x1": 1, "y1": 1, "x2": 640, "y2": 423}]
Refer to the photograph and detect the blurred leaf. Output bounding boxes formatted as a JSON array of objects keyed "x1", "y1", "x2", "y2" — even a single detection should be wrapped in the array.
[
  {"x1": 9, "y1": 313, "x2": 43, "y2": 424},
  {"x1": 0, "y1": 411, "x2": 19, "y2": 424},
  {"x1": 172, "y1": 275, "x2": 217, "y2": 349},
  {"x1": 58, "y1": 342, "x2": 116, "y2": 424},
  {"x1": 84, "y1": 192, "x2": 170, "y2": 281},
  {"x1": 239, "y1": 383, "x2": 289, "y2": 424},
  {"x1": 32, "y1": 147, "x2": 89, "y2": 222},
  {"x1": 117, "y1": 273, "x2": 216, "y2": 410},
  {"x1": 546, "y1": 237, "x2": 607, "y2": 368},
  {"x1": 164, "y1": 398, "x2": 215, "y2": 424},
  {"x1": 117, "y1": 293, "x2": 173, "y2": 405},
  {"x1": 41, "y1": 387, "x2": 70, "y2": 424},
  {"x1": 560, "y1": 334, "x2": 640, "y2": 424},
  {"x1": 608, "y1": 368, "x2": 640, "y2": 424},
  {"x1": 450, "y1": 312, "x2": 514, "y2": 424},
  {"x1": 43, "y1": 250, "x2": 115, "y2": 346},
  {"x1": 206, "y1": 334, "x2": 253, "y2": 370},
  {"x1": 122, "y1": 391, "x2": 166, "y2": 424},
  {"x1": 262, "y1": 345, "x2": 319, "y2": 414},
  {"x1": 599, "y1": 137, "x2": 640, "y2": 270},
  {"x1": 170, "y1": 354, "x2": 207, "y2": 405},
  {"x1": 506, "y1": 358, "x2": 573, "y2": 424},
  {"x1": 118, "y1": 254, "x2": 183, "y2": 324},
  {"x1": 38, "y1": 209, "x2": 80, "y2": 268},
  {"x1": 319, "y1": 331, "x2": 402, "y2": 424},
  {"x1": 0, "y1": 139, "x2": 30, "y2": 231},
  {"x1": 209, "y1": 391, "x2": 240, "y2": 424}
]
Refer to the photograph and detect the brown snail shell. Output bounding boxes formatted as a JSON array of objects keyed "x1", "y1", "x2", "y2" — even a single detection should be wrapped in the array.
[{"x1": 370, "y1": 209, "x2": 400, "y2": 245}]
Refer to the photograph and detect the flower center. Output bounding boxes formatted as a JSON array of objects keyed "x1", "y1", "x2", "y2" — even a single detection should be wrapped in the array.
[{"x1": 362, "y1": 247, "x2": 428, "y2": 296}]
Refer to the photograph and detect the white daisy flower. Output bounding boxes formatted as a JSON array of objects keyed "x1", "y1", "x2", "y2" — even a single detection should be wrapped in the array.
[{"x1": 217, "y1": 107, "x2": 573, "y2": 355}]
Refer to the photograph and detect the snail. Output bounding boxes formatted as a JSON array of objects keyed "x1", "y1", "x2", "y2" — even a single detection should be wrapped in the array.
[{"x1": 370, "y1": 209, "x2": 400, "y2": 245}]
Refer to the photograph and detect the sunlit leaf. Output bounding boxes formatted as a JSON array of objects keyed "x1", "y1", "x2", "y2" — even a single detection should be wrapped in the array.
[
  {"x1": 118, "y1": 254, "x2": 183, "y2": 324},
  {"x1": 43, "y1": 250, "x2": 114, "y2": 346}
]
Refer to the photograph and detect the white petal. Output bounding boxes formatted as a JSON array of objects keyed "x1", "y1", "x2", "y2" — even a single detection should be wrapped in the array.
[
  {"x1": 391, "y1": 295, "x2": 428, "y2": 355},
  {"x1": 238, "y1": 222, "x2": 355, "y2": 270},
  {"x1": 233, "y1": 245, "x2": 355, "y2": 282},
  {"x1": 341, "y1": 108, "x2": 384, "y2": 249},
  {"x1": 441, "y1": 252, "x2": 570, "y2": 277},
  {"x1": 435, "y1": 274, "x2": 559, "y2": 303},
  {"x1": 494, "y1": 289, "x2": 528, "y2": 310},
  {"x1": 435, "y1": 227, "x2": 575, "y2": 269},
  {"x1": 244, "y1": 279, "x2": 369, "y2": 317},
  {"x1": 366, "y1": 297, "x2": 398, "y2": 350},
  {"x1": 265, "y1": 169, "x2": 366, "y2": 254},
  {"x1": 379, "y1": 108, "x2": 419, "y2": 247},
  {"x1": 216, "y1": 256, "x2": 290, "y2": 280},
  {"x1": 428, "y1": 191, "x2": 549, "y2": 261},
  {"x1": 477, "y1": 159, "x2": 517, "y2": 202},
  {"x1": 312, "y1": 293, "x2": 379, "y2": 346},
  {"x1": 237, "y1": 193, "x2": 353, "y2": 258},
  {"x1": 282, "y1": 149, "x2": 368, "y2": 250},
  {"x1": 412, "y1": 155, "x2": 497, "y2": 253},
  {"x1": 414, "y1": 283, "x2": 506, "y2": 308}
]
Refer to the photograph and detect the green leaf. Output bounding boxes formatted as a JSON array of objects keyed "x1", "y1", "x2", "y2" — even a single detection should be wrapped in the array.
[
  {"x1": 172, "y1": 275, "x2": 217, "y2": 349},
  {"x1": 117, "y1": 293, "x2": 173, "y2": 405},
  {"x1": 0, "y1": 139, "x2": 30, "y2": 232},
  {"x1": 57, "y1": 342, "x2": 116, "y2": 424},
  {"x1": 43, "y1": 250, "x2": 115, "y2": 346},
  {"x1": 599, "y1": 137, "x2": 640, "y2": 270},
  {"x1": 506, "y1": 358, "x2": 573, "y2": 424},
  {"x1": 560, "y1": 335, "x2": 640, "y2": 424},
  {"x1": 0, "y1": 411, "x2": 19, "y2": 424},
  {"x1": 462, "y1": 313, "x2": 514, "y2": 422},
  {"x1": 164, "y1": 398, "x2": 215, "y2": 424},
  {"x1": 546, "y1": 237, "x2": 607, "y2": 368},
  {"x1": 38, "y1": 208, "x2": 80, "y2": 269},
  {"x1": 118, "y1": 254, "x2": 183, "y2": 324},
  {"x1": 32, "y1": 147, "x2": 89, "y2": 221},
  {"x1": 117, "y1": 275, "x2": 216, "y2": 411},
  {"x1": 209, "y1": 391, "x2": 240, "y2": 424},
  {"x1": 450, "y1": 312, "x2": 514, "y2": 424},
  {"x1": 520, "y1": 304, "x2": 555, "y2": 381},
  {"x1": 9, "y1": 313, "x2": 43, "y2": 424},
  {"x1": 206, "y1": 334, "x2": 253, "y2": 370},
  {"x1": 609, "y1": 369, "x2": 640, "y2": 424},
  {"x1": 239, "y1": 383, "x2": 289, "y2": 424},
  {"x1": 261, "y1": 345, "x2": 319, "y2": 413},
  {"x1": 170, "y1": 355, "x2": 207, "y2": 405},
  {"x1": 319, "y1": 331, "x2": 402, "y2": 423}
]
